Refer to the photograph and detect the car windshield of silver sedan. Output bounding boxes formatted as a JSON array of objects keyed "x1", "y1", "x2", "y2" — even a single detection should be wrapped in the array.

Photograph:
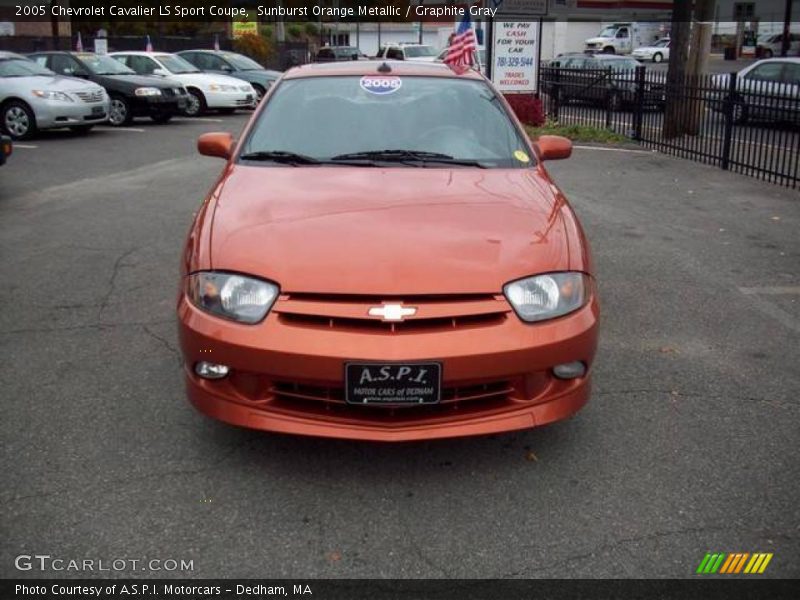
[
  {"x1": 0, "y1": 58, "x2": 54, "y2": 77},
  {"x1": 156, "y1": 54, "x2": 201, "y2": 74},
  {"x1": 241, "y1": 76, "x2": 533, "y2": 169}
]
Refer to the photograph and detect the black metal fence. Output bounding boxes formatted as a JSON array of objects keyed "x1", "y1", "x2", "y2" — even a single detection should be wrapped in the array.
[{"x1": 539, "y1": 65, "x2": 800, "y2": 189}]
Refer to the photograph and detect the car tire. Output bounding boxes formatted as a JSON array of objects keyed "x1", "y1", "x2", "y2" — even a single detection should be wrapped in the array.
[
  {"x1": 252, "y1": 83, "x2": 266, "y2": 102},
  {"x1": 150, "y1": 114, "x2": 173, "y2": 124},
  {"x1": 763, "y1": 49, "x2": 773, "y2": 58},
  {"x1": 108, "y1": 95, "x2": 133, "y2": 127},
  {"x1": 607, "y1": 91, "x2": 622, "y2": 112},
  {"x1": 70, "y1": 125, "x2": 94, "y2": 135},
  {"x1": 218, "y1": 108, "x2": 236, "y2": 115},
  {"x1": 653, "y1": 52, "x2": 663, "y2": 63},
  {"x1": 732, "y1": 100, "x2": 748, "y2": 125},
  {"x1": 2, "y1": 100, "x2": 37, "y2": 140},
  {"x1": 603, "y1": 46, "x2": 616, "y2": 54},
  {"x1": 185, "y1": 89, "x2": 206, "y2": 117}
]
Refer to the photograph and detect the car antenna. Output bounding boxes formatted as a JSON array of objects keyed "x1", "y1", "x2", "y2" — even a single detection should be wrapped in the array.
[{"x1": 377, "y1": 62, "x2": 392, "y2": 73}]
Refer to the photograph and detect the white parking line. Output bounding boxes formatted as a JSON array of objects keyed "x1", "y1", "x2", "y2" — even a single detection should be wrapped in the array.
[
  {"x1": 96, "y1": 127, "x2": 146, "y2": 133},
  {"x1": 11, "y1": 143, "x2": 38, "y2": 149},
  {"x1": 173, "y1": 117, "x2": 225, "y2": 123},
  {"x1": 572, "y1": 145, "x2": 652, "y2": 154}
]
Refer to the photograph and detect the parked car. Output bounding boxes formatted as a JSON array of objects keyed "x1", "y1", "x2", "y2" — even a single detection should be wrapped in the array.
[
  {"x1": 542, "y1": 53, "x2": 665, "y2": 111},
  {"x1": 28, "y1": 51, "x2": 187, "y2": 127},
  {"x1": 632, "y1": 38, "x2": 671, "y2": 63},
  {"x1": 110, "y1": 51, "x2": 256, "y2": 116},
  {"x1": 710, "y1": 58, "x2": 800, "y2": 124},
  {"x1": 314, "y1": 46, "x2": 368, "y2": 63},
  {"x1": 176, "y1": 50, "x2": 280, "y2": 102},
  {"x1": 375, "y1": 44, "x2": 439, "y2": 62},
  {"x1": 756, "y1": 33, "x2": 800, "y2": 58},
  {"x1": 0, "y1": 134, "x2": 10, "y2": 166},
  {"x1": 178, "y1": 61, "x2": 598, "y2": 441},
  {"x1": 0, "y1": 51, "x2": 109, "y2": 139}
]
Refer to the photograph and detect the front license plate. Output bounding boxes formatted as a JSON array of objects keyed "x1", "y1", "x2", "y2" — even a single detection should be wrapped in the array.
[
  {"x1": 345, "y1": 362, "x2": 441, "y2": 405},
  {"x1": 91, "y1": 106, "x2": 104, "y2": 115}
]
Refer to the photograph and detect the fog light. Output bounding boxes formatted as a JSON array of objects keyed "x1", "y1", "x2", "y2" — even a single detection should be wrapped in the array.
[
  {"x1": 195, "y1": 361, "x2": 230, "y2": 379},
  {"x1": 553, "y1": 361, "x2": 586, "y2": 380}
]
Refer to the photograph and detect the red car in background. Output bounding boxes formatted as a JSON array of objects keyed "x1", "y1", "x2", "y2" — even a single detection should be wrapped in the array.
[{"x1": 177, "y1": 61, "x2": 599, "y2": 441}]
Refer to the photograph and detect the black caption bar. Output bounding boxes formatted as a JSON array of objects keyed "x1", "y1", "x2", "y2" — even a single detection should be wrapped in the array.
[{"x1": 2, "y1": 580, "x2": 799, "y2": 600}]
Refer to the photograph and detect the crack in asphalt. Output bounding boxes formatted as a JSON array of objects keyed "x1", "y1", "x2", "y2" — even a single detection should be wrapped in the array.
[
  {"x1": 142, "y1": 323, "x2": 181, "y2": 365},
  {"x1": 98, "y1": 247, "x2": 139, "y2": 317}
]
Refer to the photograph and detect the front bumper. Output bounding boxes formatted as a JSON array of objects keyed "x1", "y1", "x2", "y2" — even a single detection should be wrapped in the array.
[
  {"x1": 33, "y1": 98, "x2": 110, "y2": 129},
  {"x1": 177, "y1": 293, "x2": 599, "y2": 441},
  {"x1": 132, "y1": 94, "x2": 188, "y2": 117},
  {"x1": 204, "y1": 89, "x2": 256, "y2": 109}
]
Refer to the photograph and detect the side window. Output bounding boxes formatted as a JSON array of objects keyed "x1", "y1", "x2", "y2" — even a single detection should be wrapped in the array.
[
  {"x1": 783, "y1": 63, "x2": 800, "y2": 85},
  {"x1": 112, "y1": 55, "x2": 130, "y2": 67},
  {"x1": 207, "y1": 55, "x2": 229, "y2": 70},
  {"x1": 31, "y1": 55, "x2": 48, "y2": 68},
  {"x1": 386, "y1": 48, "x2": 404, "y2": 60},
  {"x1": 51, "y1": 54, "x2": 79, "y2": 76},
  {"x1": 180, "y1": 52, "x2": 197, "y2": 66},
  {"x1": 128, "y1": 55, "x2": 156, "y2": 75},
  {"x1": 746, "y1": 62, "x2": 784, "y2": 82},
  {"x1": 616, "y1": 27, "x2": 629, "y2": 39}
]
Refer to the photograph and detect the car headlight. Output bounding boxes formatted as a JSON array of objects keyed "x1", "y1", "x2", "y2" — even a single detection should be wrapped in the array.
[
  {"x1": 209, "y1": 84, "x2": 237, "y2": 92},
  {"x1": 32, "y1": 90, "x2": 74, "y2": 102},
  {"x1": 187, "y1": 271, "x2": 279, "y2": 324},
  {"x1": 503, "y1": 272, "x2": 589, "y2": 323},
  {"x1": 135, "y1": 87, "x2": 162, "y2": 97}
]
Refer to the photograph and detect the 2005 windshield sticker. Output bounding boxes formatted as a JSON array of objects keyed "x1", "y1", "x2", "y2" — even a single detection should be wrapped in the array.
[{"x1": 360, "y1": 76, "x2": 403, "y2": 95}]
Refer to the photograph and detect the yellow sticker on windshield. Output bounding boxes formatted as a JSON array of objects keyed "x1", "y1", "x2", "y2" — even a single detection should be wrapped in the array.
[{"x1": 514, "y1": 150, "x2": 530, "y2": 163}]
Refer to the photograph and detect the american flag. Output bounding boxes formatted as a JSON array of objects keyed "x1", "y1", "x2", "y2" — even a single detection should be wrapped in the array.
[
  {"x1": 444, "y1": 10, "x2": 477, "y2": 74},
  {"x1": 145, "y1": 34, "x2": 153, "y2": 52},
  {"x1": 214, "y1": 34, "x2": 220, "y2": 51},
  {"x1": 75, "y1": 31, "x2": 83, "y2": 52}
]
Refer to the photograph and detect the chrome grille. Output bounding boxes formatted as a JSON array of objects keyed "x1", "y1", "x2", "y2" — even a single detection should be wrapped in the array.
[{"x1": 74, "y1": 90, "x2": 104, "y2": 103}]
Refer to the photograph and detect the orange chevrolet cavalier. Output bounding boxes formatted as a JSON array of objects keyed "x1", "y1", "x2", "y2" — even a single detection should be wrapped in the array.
[{"x1": 178, "y1": 61, "x2": 599, "y2": 441}]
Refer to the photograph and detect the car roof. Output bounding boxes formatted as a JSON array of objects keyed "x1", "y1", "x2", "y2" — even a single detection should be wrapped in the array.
[
  {"x1": 109, "y1": 51, "x2": 173, "y2": 56},
  {"x1": 283, "y1": 60, "x2": 482, "y2": 80},
  {"x1": 754, "y1": 57, "x2": 800, "y2": 64},
  {"x1": 0, "y1": 51, "x2": 27, "y2": 59}
]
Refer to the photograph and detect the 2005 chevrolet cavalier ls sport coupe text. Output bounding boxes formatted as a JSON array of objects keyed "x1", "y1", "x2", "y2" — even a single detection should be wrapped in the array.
[{"x1": 177, "y1": 61, "x2": 599, "y2": 441}]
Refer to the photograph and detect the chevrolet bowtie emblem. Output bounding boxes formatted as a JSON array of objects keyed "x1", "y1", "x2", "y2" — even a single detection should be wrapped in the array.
[{"x1": 368, "y1": 303, "x2": 417, "y2": 322}]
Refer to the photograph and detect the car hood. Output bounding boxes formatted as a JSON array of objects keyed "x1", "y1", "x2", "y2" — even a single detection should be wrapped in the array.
[
  {"x1": 3, "y1": 74, "x2": 103, "y2": 92},
  {"x1": 586, "y1": 37, "x2": 613, "y2": 44},
  {"x1": 208, "y1": 166, "x2": 572, "y2": 295},
  {"x1": 166, "y1": 72, "x2": 247, "y2": 87}
]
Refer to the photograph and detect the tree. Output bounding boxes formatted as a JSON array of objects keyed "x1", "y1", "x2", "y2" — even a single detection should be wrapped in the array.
[
  {"x1": 684, "y1": 0, "x2": 716, "y2": 135},
  {"x1": 662, "y1": 0, "x2": 693, "y2": 139}
]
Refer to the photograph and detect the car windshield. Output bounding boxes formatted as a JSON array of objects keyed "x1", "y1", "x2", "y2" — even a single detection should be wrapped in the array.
[
  {"x1": 223, "y1": 52, "x2": 263, "y2": 70},
  {"x1": 403, "y1": 46, "x2": 437, "y2": 58},
  {"x1": 598, "y1": 26, "x2": 619, "y2": 38},
  {"x1": 653, "y1": 39, "x2": 669, "y2": 47},
  {"x1": 242, "y1": 75, "x2": 531, "y2": 168},
  {"x1": 0, "y1": 57, "x2": 54, "y2": 77},
  {"x1": 77, "y1": 53, "x2": 134, "y2": 75},
  {"x1": 156, "y1": 54, "x2": 200, "y2": 74}
]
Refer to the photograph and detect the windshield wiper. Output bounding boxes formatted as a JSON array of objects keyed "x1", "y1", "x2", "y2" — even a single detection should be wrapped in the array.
[
  {"x1": 239, "y1": 150, "x2": 321, "y2": 165},
  {"x1": 330, "y1": 149, "x2": 487, "y2": 168}
]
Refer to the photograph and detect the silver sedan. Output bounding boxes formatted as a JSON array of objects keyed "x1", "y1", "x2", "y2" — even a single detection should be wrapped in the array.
[{"x1": 0, "y1": 51, "x2": 110, "y2": 139}]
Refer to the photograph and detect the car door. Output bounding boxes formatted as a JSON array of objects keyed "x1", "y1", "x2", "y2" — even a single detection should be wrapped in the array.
[
  {"x1": 740, "y1": 61, "x2": 787, "y2": 120},
  {"x1": 615, "y1": 27, "x2": 631, "y2": 53}
]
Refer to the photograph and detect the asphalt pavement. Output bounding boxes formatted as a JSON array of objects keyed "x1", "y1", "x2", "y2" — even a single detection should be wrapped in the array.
[{"x1": 1, "y1": 114, "x2": 798, "y2": 579}]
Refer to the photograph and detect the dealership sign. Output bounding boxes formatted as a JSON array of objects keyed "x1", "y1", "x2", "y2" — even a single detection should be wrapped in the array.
[
  {"x1": 492, "y1": 21, "x2": 539, "y2": 93},
  {"x1": 496, "y1": 0, "x2": 549, "y2": 18}
]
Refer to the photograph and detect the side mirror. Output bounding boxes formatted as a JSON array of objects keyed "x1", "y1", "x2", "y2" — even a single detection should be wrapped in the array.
[
  {"x1": 152, "y1": 68, "x2": 169, "y2": 77},
  {"x1": 536, "y1": 135, "x2": 573, "y2": 161},
  {"x1": 221, "y1": 65, "x2": 234, "y2": 72},
  {"x1": 198, "y1": 132, "x2": 234, "y2": 160},
  {"x1": 74, "y1": 70, "x2": 90, "y2": 79}
]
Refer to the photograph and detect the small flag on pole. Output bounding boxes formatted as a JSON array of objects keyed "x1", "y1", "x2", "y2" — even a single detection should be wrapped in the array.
[
  {"x1": 145, "y1": 34, "x2": 153, "y2": 52},
  {"x1": 444, "y1": 9, "x2": 477, "y2": 74},
  {"x1": 214, "y1": 34, "x2": 220, "y2": 51},
  {"x1": 75, "y1": 31, "x2": 83, "y2": 52}
]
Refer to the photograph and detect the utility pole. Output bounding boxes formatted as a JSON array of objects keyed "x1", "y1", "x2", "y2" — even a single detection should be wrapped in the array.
[{"x1": 781, "y1": 0, "x2": 793, "y2": 57}]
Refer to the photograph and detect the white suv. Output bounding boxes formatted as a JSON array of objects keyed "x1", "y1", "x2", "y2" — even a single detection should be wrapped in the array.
[{"x1": 375, "y1": 44, "x2": 439, "y2": 62}]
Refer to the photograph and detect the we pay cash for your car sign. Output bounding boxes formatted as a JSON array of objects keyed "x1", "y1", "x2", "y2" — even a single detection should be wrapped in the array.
[{"x1": 493, "y1": 21, "x2": 539, "y2": 93}]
